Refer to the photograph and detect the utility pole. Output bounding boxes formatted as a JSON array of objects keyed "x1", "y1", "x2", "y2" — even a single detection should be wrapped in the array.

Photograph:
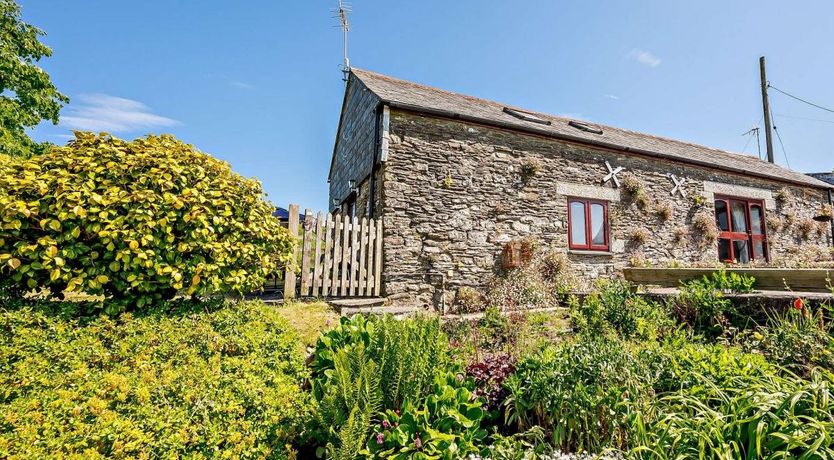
[{"x1": 760, "y1": 56, "x2": 775, "y2": 163}]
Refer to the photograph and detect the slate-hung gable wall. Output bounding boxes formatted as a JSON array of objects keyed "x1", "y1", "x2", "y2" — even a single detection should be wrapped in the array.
[
  {"x1": 380, "y1": 110, "x2": 832, "y2": 306},
  {"x1": 329, "y1": 78, "x2": 379, "y2": 215}
]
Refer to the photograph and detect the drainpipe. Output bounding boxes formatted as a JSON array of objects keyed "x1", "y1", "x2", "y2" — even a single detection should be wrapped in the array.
[{"x1": 367, "y1": 105, "x2": 383, "y2": 219}]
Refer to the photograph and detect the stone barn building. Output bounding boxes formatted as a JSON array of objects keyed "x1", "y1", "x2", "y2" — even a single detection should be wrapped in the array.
[{"x1": 329, "y1": 68, "x2": 834, "y2": 308}]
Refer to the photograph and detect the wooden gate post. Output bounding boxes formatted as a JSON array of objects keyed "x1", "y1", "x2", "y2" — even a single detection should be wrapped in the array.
[{"x1": 283, "y1": 204, "x2": 300, "y2": 300}]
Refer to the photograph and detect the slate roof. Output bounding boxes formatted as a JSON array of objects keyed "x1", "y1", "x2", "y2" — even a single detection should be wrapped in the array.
[
  {"x1": 808, "y1": 172, "x2": 834, "y2": 186},
  {"x1": 351, "y1": 68, "x2": 833, "y2": 190},
  {"x1": 272, "y1": 207, "x2": 303, "y2": 222}
]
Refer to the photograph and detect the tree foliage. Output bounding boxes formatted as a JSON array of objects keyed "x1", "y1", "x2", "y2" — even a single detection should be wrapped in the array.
[
  {"x1": 0, "y1": 132, "x2": 293, "y2": 312},
  {"x1": 0, "y1": 0, "x2": 68, "y2": 158}
]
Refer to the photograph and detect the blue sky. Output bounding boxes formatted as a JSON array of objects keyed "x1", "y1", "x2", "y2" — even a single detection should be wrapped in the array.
[{"x1": 22, "y1": 0, "x2": 834, "y2": 210}]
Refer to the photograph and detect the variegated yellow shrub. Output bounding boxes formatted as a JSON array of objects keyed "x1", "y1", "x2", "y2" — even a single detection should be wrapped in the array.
[
  {"x1": 0, "y1": 133, "x2": 292, "y2": 313},
  {"x1": 0, "y1": 299, "x2": 313, "y2": 459}
]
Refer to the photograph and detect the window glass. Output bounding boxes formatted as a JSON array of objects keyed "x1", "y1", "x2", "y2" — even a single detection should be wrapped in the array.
[
  {"x1": 753, "y1": 240, "x2": 766, "y2": 260},
  {"x1": 569, "y1": 201, "x2": 587, "y2": 246},
  {"x1": 731, "y1": 201, "x2": 748, "y2": 232},
  {"x1": 716, "y1": 198, "x2": 768, "y2": 263},
  {"x1": 718, "y1": 239, "x2": 732, "y2": 262},
  {"x1": 750, "y1": 205, "x2": 763, "y2": 235},
  {"x1": 733, "y1": 240, "x2": 751, "y2": 263},
  {"x1": 590, "y1": 203, "x2": 606, "y2": 245},
  {"x1": 715, "y1": 200, "x2": 729, "y2": 231}
]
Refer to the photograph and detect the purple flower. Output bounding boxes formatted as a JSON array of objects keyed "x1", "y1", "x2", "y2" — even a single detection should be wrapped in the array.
[
  {"x1": 376, "y1": 433, "x2": 384, "y2": 445},
  {"x1": 414, "y1": 436, "x2": 422, "y2": 449}
]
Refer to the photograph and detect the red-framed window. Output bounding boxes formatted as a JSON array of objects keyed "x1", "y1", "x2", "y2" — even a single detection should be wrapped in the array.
[
  {"x1": 714, "y1": 196, "x2": 769, "y2": 263},
  {"x1": 567, "y1": 198, "x2": 609, "y2": 251}
]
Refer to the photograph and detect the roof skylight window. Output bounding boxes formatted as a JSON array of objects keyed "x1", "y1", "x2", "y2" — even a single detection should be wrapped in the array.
[
  {"x1": 568, "y1": 120, "x2": 603, "y2": 135},
  {"x1": 503, "y1": 107, "x2": 551, "y2": 125}
]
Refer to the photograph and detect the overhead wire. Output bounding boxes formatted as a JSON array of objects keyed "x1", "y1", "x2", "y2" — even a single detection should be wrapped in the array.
[
  {"x1": 762, "y1": 81, "x2": 834, "y2": 169},
  {"x1": 768, "y1": 84, "x2": 834, "y2": 114},
  {"x1": 775, "y1": 113, "x2": 834, "y2": 124},
  {"x1": 740, "y1": 130, "x2": 755, "y2": 156}
]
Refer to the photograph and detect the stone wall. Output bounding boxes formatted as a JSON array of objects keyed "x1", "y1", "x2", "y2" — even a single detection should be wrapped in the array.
[
  {"x1": 380, "y1": 110, "x2": 833, "y2": 308},
  {"x1": 329, "y1": 76, "x2": 380, "y2": 210}
]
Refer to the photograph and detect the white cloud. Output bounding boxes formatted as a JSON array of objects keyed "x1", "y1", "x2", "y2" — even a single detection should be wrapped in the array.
[
  {"x1": 228, "y1": 80, "x2": 254, "y2": 90},
  {"x1": 62, "y1": 94, "x2": 179, "y2": 133},
  {"x1": 604, "y1": 94, "x2": 620, "y2": 100},
  {"x1": 626, "y1": 49, "x2": 661, "y2": 68}
]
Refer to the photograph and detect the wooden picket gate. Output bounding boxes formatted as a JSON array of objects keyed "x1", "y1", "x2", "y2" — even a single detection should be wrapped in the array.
[{"x1": 283, "y1": 204, "x2": 383, "y2": 299}]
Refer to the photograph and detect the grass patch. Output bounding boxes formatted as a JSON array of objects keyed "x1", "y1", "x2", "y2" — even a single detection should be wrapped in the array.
[{"x1": 275, "y1": 300, "x2": 339, "y2": 348}]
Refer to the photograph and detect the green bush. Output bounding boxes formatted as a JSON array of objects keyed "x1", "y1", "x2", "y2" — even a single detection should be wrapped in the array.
[
  {"x1": 504, "y1": 339, "x2": 654, "y2": 453},
  {"x1": 669, "y1": 269, "x2": 756, "y2": 334},
  {"x1": 643, "y1": 338, "x2": 776, "y2": 395},
  {"x1": 0, "y1": 133, "x2": 292, "y2": 313},
  {"x1": 311, "y1": 315, "x2": 483, "y2": 459},
  {"x1": 739, "y1": 304, "x2": 834, "y2": 375},
  {"x1": 570, "y1": 279, "x2": 673, "y2": 341},
  {"x1": 0, "y1": 299, "x2": 312, "y2": 459}
]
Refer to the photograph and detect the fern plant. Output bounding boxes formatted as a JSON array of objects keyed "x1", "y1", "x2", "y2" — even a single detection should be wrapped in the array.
[{"x1": 310, "y1": 314, "x2": 453, "y2": 459}]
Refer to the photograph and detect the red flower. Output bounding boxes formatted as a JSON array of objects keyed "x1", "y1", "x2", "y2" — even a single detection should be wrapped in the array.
[{"x1": 793, "y1": 298, "x2": 804, "y2": 310}]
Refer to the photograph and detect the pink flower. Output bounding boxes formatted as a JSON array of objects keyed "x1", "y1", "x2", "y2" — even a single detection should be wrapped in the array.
[
  {"x1": 376, "y1": 433, "x2": 384, "y2": 445},
  {"x1": 414, "y1": 436, "x2": 422, "y2": 449},
  {"x1": 382, "y1": 420, "x2": 390, "y2": 429}
]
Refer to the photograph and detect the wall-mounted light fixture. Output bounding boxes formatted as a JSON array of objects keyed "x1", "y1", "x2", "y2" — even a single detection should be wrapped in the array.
[{"x1": 348, "y1": 179, "x2": 358, "y2": 194}]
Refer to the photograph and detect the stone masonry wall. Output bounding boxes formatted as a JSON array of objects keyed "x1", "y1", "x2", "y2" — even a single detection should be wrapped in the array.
[
  {"x1": 380, "y1": 110, "x2": 833, "y2": 308},
  {"x1": 329, "y1": 76, "x2": 380, "y2": 210}
]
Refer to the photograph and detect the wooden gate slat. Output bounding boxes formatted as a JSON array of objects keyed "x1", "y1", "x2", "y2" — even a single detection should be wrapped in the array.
[
  {"x1": 321, "y1": 215, "x2": 333, "y2": 297},
  {"x1": 365, "y1": 218, "x2": 375, "y2": 294},
  {"x1": 331, "y1": 216, "x2": 342, "y2": 296},
  {"x1": 311, "y1": 211, "x2": 324, "y2": 297},
  {"x1": 374, "y1": 219, "x2": 383, "y2": 296},
  {"x1": 349, "y1": 216, "x2": 360, "y2": 296},
  {"x1": 299, "y1": 210, "x2": 313, "y2": 296},
  {"x1": 283, "y1": 204, "x2": 300, "y2": 300},
  {"x1": 339, "y1": 214, "x2": 351, "y2": 296},
  {"x1": 357, "y1": 217, "x2": 368, "y2": 296}
]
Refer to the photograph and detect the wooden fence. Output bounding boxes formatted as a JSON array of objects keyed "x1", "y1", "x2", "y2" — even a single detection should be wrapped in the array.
[{"x1": 284, "y1": 204, "x2": 383, "y2": 299}]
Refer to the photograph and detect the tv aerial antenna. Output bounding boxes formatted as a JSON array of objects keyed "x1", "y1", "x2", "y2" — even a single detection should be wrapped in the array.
[{"x1": 334, "y1": 0, "x2": 351, "y2": 82}]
